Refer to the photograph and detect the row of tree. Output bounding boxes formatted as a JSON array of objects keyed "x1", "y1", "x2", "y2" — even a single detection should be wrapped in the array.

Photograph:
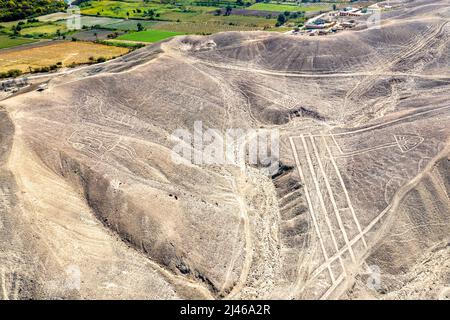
[
  {"x1": 276, "y1": 10, "x2": 305, "y2": 27},
  {"x1": 0, "y1": 0, "x2": 67, "y2": 22}
]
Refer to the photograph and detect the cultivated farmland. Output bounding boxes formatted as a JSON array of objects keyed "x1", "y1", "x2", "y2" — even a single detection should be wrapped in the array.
[
  {"x1": 103, "y1": 19, "x2": 158, "y2": 31},
  {"x1": 248, "y1": 3, "x2": 331, "y2": 12},
  {"x1": 0, "y1": 35, "x2": 37, "y2": 49},
  {"x1": 20, "y1": 23, "x2": 67, "y2": 36},
  {"x1": 0, "y1": 41, "x2": 128, "y2": 72},
  {"x1": 151, "y1": 21, "x2": 263, "y2": 34}
]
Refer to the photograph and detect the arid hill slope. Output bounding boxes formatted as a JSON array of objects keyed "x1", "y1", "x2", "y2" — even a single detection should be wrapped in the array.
[{"x1": 0, "y1": 0, "x2": 449, "y2": 299}]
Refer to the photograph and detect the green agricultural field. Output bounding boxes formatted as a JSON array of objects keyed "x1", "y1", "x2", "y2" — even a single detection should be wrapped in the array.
[
  {"x1": 152, "y1": 21, "x2": 264, "y2": 34},
  {"x1": 103, "y1": 19, "x2": 158, "y2": 31},
  {"x1": 158, "y1": 10, "x2": 202, "y2": 22},
  {"x1": 247, "y1": 3, "x2": 330, "y2": 13},
  {"x1": 0, "y1": 35, "x2": 37, "y2": 49},
  {"x1": 0, "y1": 0, "x2": 302, "y2": 42},
  {"x1": 117, "y1": 29, "x2": 183, "y2": 42},
  {"x1": 211, "y1": 14, "x2": 277, "y2": 27},
  {"x1": 80, "y1": 1, "x2": 174, "y2": 19},
  {"x1": 159, "y1": 11, "x2": 276, "y2": 27},
  {"x1": 76, "y1": 0, "x2": 297, "y2": 33}
]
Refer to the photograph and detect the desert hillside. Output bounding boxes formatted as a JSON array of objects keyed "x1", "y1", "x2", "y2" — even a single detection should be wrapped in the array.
[{"x1": 0, "y1": 0, "x2": 449, "y2": 299}]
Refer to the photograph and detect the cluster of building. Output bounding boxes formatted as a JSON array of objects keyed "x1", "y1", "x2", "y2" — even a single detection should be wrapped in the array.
[
  {"x1": 303, "y1": 13, "x2": 357, "y2": 36},
  {"x1": 337, "y1": 6, "x2": 372, "y2": 17},
  {"x1": 1, "y1": 77, "x2": 29, "y2": 93},
  {"x1": 291, "y1": 3, "x2": 388, "y2": 37}
]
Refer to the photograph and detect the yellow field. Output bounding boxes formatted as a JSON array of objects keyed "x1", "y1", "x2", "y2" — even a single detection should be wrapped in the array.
[
  {"x1": 20, "y1": 24, "x2": 67, "y2": 36},
  {"x1": 0, "y1": 41, "x2": 129, "y2": 73}
]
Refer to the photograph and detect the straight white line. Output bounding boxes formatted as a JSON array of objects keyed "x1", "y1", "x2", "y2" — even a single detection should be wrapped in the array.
[
  {"x1": 333, "y1": 142, "x2": 397, "y2": 158},
  {"x1": 306, "y1": 132, "x2": 450, "y2": 293},
  {"x1": 320, "y1": 273, "x2": 345, "y2": 300},
  {"x1": 330, "y1": 135, "x2": 344, "y2": 154},
  {"x1": 1, "y1": 268, "x2": 8, "y2": 300},
  {"x1": 322, "y1": 135, "x2": 368, "y2": 249},
  {"x1": 195, "y1": 60, "x2": 450, "y2": 80},
  {"x1": 309, "y1": 134, "x2": 356, "y2": 264},
  {"x1": 289, "y1": 137, "x2": 335, "y2": 283},
  {"x1": 311, "y1": 200, "x2": 394, "y2": 279},
  {"x1": 300, "y1": 135, "x2": 347, "y2": 276},
  {"x1": 290, "y1": 105, "x2": 450, "y2": 139}
]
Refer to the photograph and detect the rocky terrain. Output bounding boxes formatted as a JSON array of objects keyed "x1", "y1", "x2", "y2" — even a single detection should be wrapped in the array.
[{"x1": 0, "y1": 0, "x2": 449, "y2": 299}]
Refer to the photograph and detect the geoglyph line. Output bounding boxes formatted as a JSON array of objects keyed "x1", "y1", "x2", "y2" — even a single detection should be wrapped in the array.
[
  {"x1": 289, "y1": 137, "x2": 335, "y2": 283},
  {"x1": 308, "y1": 134, "x2": 356, "y2": 264},
  {"x1": 290, "y1": 105, "x2": 450, "y2": 139},
  {"x1": 333, "y1": 142, "x2": 398, "y2": 158},
  {"x1": 330, "y1": 135, "x2": 344, "y2": 154},
  {"x1": 322, "y1": 135, "x2": 367, "y2": 248},
  {"x1": 1, "y1": 267, "x2": 8, "y2": 300},
  {"x1": 300, "y1": 135, "x2": 347, "y2": 277},
  {"x1": 320, "y1": 273, "x2": 345, "y2": 300}
]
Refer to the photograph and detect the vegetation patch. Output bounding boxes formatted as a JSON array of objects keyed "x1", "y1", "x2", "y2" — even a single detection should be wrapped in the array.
[
  {"x1": 117, "y1": 29, "x2": 183, "y2": 42},
  {"x1": 247, "y1": 3, "x2": 330, "y2": 13},
  {"x1": 103, "y1": 19, "x2": 158, "y2": 31},
  {"x1": 0, "y1": 0, "x2": 67, "y2": 22},
  {"x1": 152, "y1": 21, "x2": 262, "y2": 34},
  {"x1": 0, "y1": 34, "x2": 37, "y2": 49},
  {"x1": 101, "y1": 39, "x2": 146, "y2": 49},
  {"x1": 19, "y1": 23, "x2": 67, "y2": 36},
  {"x1": 79, "y1": 0, "x2": 173, "y2": 19}
]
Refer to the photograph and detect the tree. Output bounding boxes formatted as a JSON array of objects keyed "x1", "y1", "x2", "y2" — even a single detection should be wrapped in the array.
[
  {"x1": 276, "y1": 14, "x2": 286, "y2": 27},
  {"x1": 11, "y1": 24, "x2": 21, "y2": 36},
  {"x1": 146, "y1": 9, "x2": 155, "y2": 19},
  {"x1": 225, "y1": 5, "x2": 232, "y2": 16},
  {"x1": 0, "y1": 0, "x2": 67, "y2": 22},
  {"x1": 137, "y1": 22, "x2": 144, "y2": 31},
  {"x1": 236, "y1": 0, "x2": 244, "y2": 6}
]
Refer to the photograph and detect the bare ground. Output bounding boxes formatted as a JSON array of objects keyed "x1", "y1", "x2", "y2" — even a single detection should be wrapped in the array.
[{"x1": 0, "y1": 0, "x2": 449, "y2": 299}]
